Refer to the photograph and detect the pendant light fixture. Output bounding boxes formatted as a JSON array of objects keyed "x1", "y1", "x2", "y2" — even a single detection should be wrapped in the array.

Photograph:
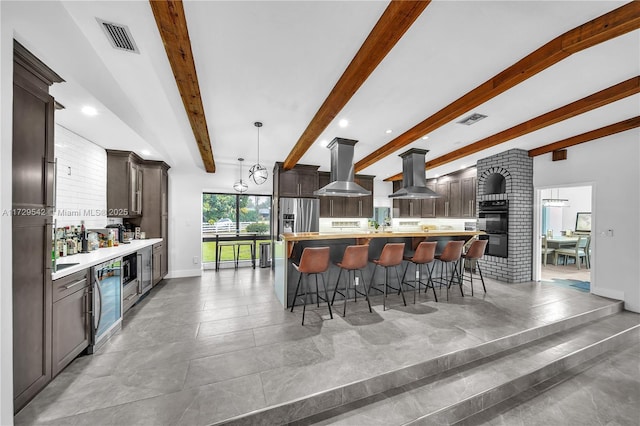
[
  {"x1": 249, "y1": 121, "x2": 268, "y2": 185},
  {"x1": 233, "y1": 158, "x2": 248, "y2": 193},
  {"x1": 542, "y1": 188, "x2": 569, "y2": 207}
]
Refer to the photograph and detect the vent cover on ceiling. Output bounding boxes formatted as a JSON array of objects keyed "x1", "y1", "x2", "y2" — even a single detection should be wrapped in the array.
[
  {"x1": 458, "y1": 113, "x2": 487, "y2": 125},
  {"x1": 97, "y1": 18, "x2": 139, "y2": 53}
]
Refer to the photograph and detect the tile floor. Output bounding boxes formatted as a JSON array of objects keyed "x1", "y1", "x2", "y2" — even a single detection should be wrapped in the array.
[{"x1": 14, "y1": 267, "x2": 628, "y2": 425}]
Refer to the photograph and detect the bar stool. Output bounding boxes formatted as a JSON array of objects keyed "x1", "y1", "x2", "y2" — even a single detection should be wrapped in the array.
[
  {"x1": 401, "y1": 241, "x2": 438, "y2": 303},
  {"x1": 216, "y1": 241, "x2": 237, "y2": 270},
  {"x1": 435, "y1": 240, "x2": 464, "y2": 300},
  {"x1": 369, "y1": 243, "x2": 406, "y2": 311},
  {"x1": 235, "y1": 241, "x2": 256, "y2": 269},
  {"x1": 290, "y1": 247, "x2": 333, "y2": 325},
  {"x1": 461, "y1": 239, "x2": 488, "y2": 296},
  {"x1": 331, "y1": 245, "x2": 372, "y2": 317}
]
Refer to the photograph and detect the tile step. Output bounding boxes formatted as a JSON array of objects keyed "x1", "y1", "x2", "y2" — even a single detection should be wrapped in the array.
[
  {"x1": 217, "y1": 300, "x2": 627, "y2": 425},
  {"x1": 296, "y1": 311, "x2": 640, "y2": 426}
]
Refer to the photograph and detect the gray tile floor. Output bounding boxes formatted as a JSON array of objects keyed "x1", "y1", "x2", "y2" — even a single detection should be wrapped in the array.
[{"x1": 14, "y1": 267, "x2": 626, "y2": 425}]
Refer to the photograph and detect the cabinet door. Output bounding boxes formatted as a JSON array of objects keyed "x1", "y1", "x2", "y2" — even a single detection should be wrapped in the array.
[
  {"x1": 318, "y1": 173, "x2": 332, "y2": 217},
  {"x1": 52, "y1": 288, "x2": 90, "y2": 377},
  {"x1": 448, "y1": 179, "x2": 462, "y2": 217},
  {"x1": 435, "y1": 182, "x2": 449, "y2": 217},
  {"x1": 152, "y1": 245, "x2": 162, "y2": 285},
  {"x1": 461, "y1": 177, "x2": 476, "y2": 218},
  {"x1": 356, "y1": 176, "x2": 374, "y2": 218},
  {"x1": 12, "y1": 216, "x2": 52, "y2": 410},
  {"x1": 298, "y1": 171, "x2": 319, "y2": 197},
  {"x1": 421, "y1": 181, "x2": 437, "y2": 218},
  {"x1": 278, "y1": 169, "x2": 300, "y2": 197}
]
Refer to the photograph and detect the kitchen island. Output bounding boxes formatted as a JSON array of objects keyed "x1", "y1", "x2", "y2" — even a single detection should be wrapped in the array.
[{"x1": 274, "y1": 231, "x2": 484, "y2": 308}]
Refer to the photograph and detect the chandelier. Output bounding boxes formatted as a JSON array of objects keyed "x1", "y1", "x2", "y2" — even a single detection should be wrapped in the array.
[
  {"x1": 249, "y1": 121, "x2": 268, "y2": 185},
  {"x1": 233, "y1": 158, "x2": 248, "y2": 193}
]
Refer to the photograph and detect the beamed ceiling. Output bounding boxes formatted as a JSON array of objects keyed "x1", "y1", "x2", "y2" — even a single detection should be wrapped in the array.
[{"x1": 7, "y1": 0, "x2": 639, "y2": 186}]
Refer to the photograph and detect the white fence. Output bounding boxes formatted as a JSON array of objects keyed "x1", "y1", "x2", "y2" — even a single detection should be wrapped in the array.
[{"x1": 202, "y1": 222, "x2": 252, "y2": 234}]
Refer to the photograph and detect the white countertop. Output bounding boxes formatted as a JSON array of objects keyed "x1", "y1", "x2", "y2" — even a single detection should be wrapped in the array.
[{"x1": 52, "y1": 238, "x2": 163, "y2": 280}]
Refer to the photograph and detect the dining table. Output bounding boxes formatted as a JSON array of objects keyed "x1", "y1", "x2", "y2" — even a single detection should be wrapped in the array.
[{"x1": 546, "y1": 235, "x2": 580, "y2": 249}]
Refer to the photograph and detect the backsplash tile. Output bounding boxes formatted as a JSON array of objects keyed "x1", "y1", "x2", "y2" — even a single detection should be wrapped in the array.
[{"x1": 54, "y1": 125, "x2": 107, "y2": 228}]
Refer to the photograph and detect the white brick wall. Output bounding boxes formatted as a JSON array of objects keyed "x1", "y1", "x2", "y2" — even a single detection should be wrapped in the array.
[
  {"x1": 54, "y1": 125, "x2": 107, "y2": 228},
  {"x1": 477, "y1": 149, "x2": 533, "y2": 283}
]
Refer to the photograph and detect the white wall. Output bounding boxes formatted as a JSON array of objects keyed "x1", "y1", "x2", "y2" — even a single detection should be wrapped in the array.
[
  {"x1": 54, "y1": 125, "x2": 107, "y2": 228},
  {"x1": 0, "y1": 5, "x2": 15, "y2": 422},
  {"x1": 168, "y1": 163, "x2": 273, "y2": 278},
  {"x1": 534, "y1": 130, "x2": 640, "y2": 312}
]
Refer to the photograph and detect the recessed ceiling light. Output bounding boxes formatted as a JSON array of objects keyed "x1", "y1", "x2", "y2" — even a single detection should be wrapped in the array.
[
  {"x1": 460, "y1": 164, "x2": 467, "y2": 169},
  {"x1": 141, "y1": 150, "x2": 151, "y2": 156},
  {"x1": 81, "y1": 106, "x2": 98, "y2": 116},
  {"x1": 434, "y1": 174, "x2": 439, "y2": 178},
  {"x1": 338, "y1": 119, "x2": 349, "y2": 128},
  {"x1": 385, "y1": 129, "x2": 392, "y2": 134},
  {"x1": 320, "y1": 139, "x2": 328, "y2": 147},
  {"x1": 422, "y1": 136, "x2": 429, "y2": 140}
]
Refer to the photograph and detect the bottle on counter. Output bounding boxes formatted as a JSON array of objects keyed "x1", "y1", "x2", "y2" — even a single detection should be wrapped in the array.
[{"x1": 80, "y1": 222, "x2": 88, "y2": 253}]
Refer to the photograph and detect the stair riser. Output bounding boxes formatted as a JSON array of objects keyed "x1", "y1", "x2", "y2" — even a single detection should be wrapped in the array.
[
  {"x1": 219, "y1": 302, "x2": 622, "y2": 425},
  {"x1": 409, "y1": 324, "x2": 640, "y2": 426}
]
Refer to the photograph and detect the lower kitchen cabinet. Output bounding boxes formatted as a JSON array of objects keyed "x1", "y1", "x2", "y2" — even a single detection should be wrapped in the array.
[
  {"x1": 51, "y1": 270, "x2": 91, "y2": 377},
  {"x1": 153, "y1": 242, "x2": 163, "y2": 285}
]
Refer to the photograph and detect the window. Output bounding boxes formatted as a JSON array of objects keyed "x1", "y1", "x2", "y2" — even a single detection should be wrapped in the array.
[{"x1": 202, "y1": 193, "x2": 272, "y2": 264}]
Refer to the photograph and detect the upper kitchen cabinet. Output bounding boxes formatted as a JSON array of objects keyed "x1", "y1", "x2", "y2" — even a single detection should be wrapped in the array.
[
  {"x1": 106, "y1": 150, "x2": 143, "y2": 217},
  {"x1": 12, "y1": 40, "x2": 63, "y2": 413},
  {"x1": 394, "y1": 168, "x2": 477, "y2": 219},
  {"x1": 273, "y1": 162, "x2": 319, "y2": 198}
]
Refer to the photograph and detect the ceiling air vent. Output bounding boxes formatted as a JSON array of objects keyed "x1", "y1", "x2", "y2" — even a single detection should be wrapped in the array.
[
  {"x1": 97, "y1": 18, "x2": 139, "y2": 54},
  {"x1": 458, "y1": 113, "x2": 487, "y2": 125}
]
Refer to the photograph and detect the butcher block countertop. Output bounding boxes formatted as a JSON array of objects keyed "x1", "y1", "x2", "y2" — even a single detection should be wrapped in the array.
[{"x1": 280, "y1": 230, "x2": 484, "y2": 242}]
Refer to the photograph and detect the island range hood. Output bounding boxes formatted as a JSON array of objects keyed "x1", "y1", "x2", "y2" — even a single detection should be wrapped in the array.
[
  {"x1": 313, "y1": 137, "x2": 371, "y2": 198},
  {"x1": 388, "y1": 148, "x2": 440, "y2": 199}
]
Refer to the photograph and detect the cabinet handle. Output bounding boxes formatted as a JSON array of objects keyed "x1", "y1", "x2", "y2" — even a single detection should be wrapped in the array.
[
  {"x1": 125, "y1": 293, "x2": 137, "y2": 302},
  {"x1": 330, "y1": 199, "x2": 333, "y2": 216},
  {"x1": 46, "y1": 158, "x2": 57, "y2": 210},
  {"x1": 410, "y1": 202, "x2": 413, "y2": 217},
  {"x1": 445, "y1": 201, "x2": 449, "y2": 217},
  {"x1": 64, "y1": 278, "x2": 87, "y2": 290},
  {"x1": 359, "y1": 201, "x2": 362, "y2": 217}
]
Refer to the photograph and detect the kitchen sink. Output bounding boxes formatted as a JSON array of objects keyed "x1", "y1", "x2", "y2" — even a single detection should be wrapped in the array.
[{"x1": 55, "y1": 262, "x2": 79, "y2": 271}]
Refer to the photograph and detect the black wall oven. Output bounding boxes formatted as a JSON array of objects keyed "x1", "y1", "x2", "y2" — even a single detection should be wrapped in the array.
[{"x1": 478, "y1": 200, "x2": 508, "y2": 258}]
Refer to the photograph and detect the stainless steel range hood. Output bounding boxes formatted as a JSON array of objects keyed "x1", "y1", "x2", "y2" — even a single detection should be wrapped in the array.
[
  {"x1": 313, "y1": 138, "x2": 371, "y2": 198},
  {"x1": 388, "y1": 148, "x2": 440, "y2": 199}
]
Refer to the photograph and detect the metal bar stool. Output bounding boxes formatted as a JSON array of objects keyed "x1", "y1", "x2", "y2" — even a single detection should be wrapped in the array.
[
  {"x1": 331, "y1": 245, "x2": 372, "y2": 317},
  {"x1": 369, "y1": 243, "x2": 406, "y2": 311},
  {"x1": 235, "y1": 242, "x2": 256, "y2": 269},
  {"x1": 401, "y1": 241, "x2": 438, "y2": 303},
  {"x1": 290, "y1": 247, "x2": 333, "y2": 325},
  {"x1": 216, "y1": 242, "x2": 237, "y2": 270},
  {"x1": 462, "y1": 239, "x2": 488, "y2": 296},
  {"x1": 435, "y1": 240, "x2": 465, "y2": 301}
]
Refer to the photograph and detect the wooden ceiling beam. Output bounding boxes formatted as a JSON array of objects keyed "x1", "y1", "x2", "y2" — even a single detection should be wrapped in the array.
[
  {"x1": 150, "y1": 0, "x2": 215, "y2": 173},
  {"x1": 384, "y1": 76, "x2": 640, "y2": 181},
  {"x1": 360, "y1": 1, "x2": 640, "y2": 173},
  {"x1": 528, "y1": 116, "x2": 640, "y2": 157},
  {"x1": 282, "y1": 0, "x2": 430, "y2": 170}
]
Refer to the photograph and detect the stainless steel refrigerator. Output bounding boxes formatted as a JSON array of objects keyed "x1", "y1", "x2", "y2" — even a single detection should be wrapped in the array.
[{"x1": 275, "y1": 198, "x2": 319, "y2": 238}]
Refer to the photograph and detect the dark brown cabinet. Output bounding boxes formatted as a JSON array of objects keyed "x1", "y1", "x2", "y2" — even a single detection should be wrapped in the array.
[
  {"x1": 12, "y1": 41, "x2": 63, "y2": 412},
  {"x1": 152, "y1": 242, "x2": 163, "y2": 285},
  {"x1": 319, "y1": 173, "x2": 374, "y2": 218},
  {"x1": 394, "y1": 168, "x2": 477, "y2": 219},
  {"x1": 52, "y1": 270, "x2": 90, "y2": 377},
  {"x1": 106, "y1": 150, "x2": 143, "y2": 217},
  {"x1": 461, "y1": 176, "x2": 476, "y2": 218},
  {"x1": 274, "y1": 163, "x2": 319, "y2": 198},
  {"x1": 393, "y1": 181, "x2": 421, "y2": 218}
]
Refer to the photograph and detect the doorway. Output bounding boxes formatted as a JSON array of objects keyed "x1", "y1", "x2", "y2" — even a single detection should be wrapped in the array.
[{"x1": 534, "y1": 185, "x2": 593, "y2": 292}]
